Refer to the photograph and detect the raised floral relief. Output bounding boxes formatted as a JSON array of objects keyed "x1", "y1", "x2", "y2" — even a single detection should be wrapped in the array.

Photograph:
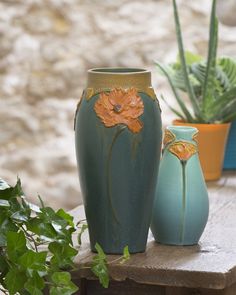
[
  {"x1": 94, "y1": 88, "x2": 144, "y2": 133},
  {"x1": 163, "y1": 129, "x2": 176, "y2": 147},
  {"x1": 169, "y1": 141, "x2": 198, "y2": 161}
]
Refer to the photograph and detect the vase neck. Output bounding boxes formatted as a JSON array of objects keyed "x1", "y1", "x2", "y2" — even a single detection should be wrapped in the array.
[
  {"x1": 166, "y1": 126, "x2": 198, "y2": 142},
  {"x1": 87, "y1": 68, "x2": 151, "y2": 90}
]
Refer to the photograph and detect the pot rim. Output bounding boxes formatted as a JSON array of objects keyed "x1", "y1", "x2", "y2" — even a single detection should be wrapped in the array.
[{"x1": 173, "y1": 119, "x2": 231, "y2": 129}]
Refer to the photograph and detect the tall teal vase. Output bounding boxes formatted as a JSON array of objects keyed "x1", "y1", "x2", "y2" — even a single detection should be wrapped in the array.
[
  {"x1": 151, "y1": 126, "x2": 209, "y2": 246},
  {"x1": 75, "y1": 68, "x2": 162, "y2": 254}
]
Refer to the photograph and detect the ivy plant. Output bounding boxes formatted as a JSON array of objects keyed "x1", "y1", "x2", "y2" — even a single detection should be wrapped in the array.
[{"x1": 0, "y1": 178, "x2": 130, "y2": 295}]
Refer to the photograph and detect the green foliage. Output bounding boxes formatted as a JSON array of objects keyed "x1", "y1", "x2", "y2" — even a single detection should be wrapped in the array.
[
  {"x1": 0, "y1": 178, "x2": 130, "y2": 294},
  {"x1": 156, "y1": 0, "x2": 236, "y2": 124},
  {"x1": 92, "y1": 243, "x2": 109, "y2": 288},
  {"x1": 120, "y1": 246, "x2": 130, "y2": 264}
]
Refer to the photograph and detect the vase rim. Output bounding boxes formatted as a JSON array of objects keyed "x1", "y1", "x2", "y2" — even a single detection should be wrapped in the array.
[
  {"x1": 167, "y1": 125, "x2": 198, "y2": 133},
  {"x1": 173, "y1": 119, "x2": 231, "y2": 127},
  {"x1": 88, "y1": 67, "x2": 150, "y2": 74},
  {"x1": 87, "y1": 67, "x2": 151, "y2": 90}
]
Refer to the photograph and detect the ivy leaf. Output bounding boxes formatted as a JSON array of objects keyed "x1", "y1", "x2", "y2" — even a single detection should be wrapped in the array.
[
  {"x1": 39, "y1": 207, "x2": 67, "y2": 228},
  {"x1": 5, "y1": 267, "x2": 27, "y2": 295},
  {"x1": 7, "y1": 231, "x2": 27, "y2": 262},
  {"x1": 51, "y1": 271, "x2": 71, "y2": 285},
  {"x1": 49, "y1": 242, "x2": 78, "y2": 269},
  {"x1": 0, "y1": 254, "x2": 9, "y2": 284},
  {"x1": 77, "y1": 224, "x2": 88, "y2": 246},
  {"x1": 24, "y1": 271, "x2": 45, "y2": 295},
  {"x1": 0, "y1": 178, "x2": 10, "y2": 190},
  {"x1": 32, "y1": 207, "x2": 75, "y2": 244},
  {"x1": 120, "y1": 246, "x2": 130, "y2": 264},
  {"x1": 49, "y1": 283, "x2": 78, "y2": 295},
  {"x1": 0, "y1": 199, "x2": 10, "y2": 208},
  {"x1": 56, "y1": 209, "x2": 74, "y2": 227},
  {"x1": 0, "y1": 214, "x2": 18, "y2": 247},
  {"x1": 11, "y1": 210, "x2": 30, "y2": 223},
  {"x1": 0, "y1": 178, "x2": 24, "y2": 200},
  {"x1": 94, "y1": 243, "x2": 106, "y2": 260},
  {"x1": 26, "y1": 217, "x2": 58, "y2": 241},
  {"x1": 18, "y1": 250, "x2": 47, "y2": 272},
  {"x1": 91, "y1": 243, "x2": 109, "y2": 288},
  {"x1": 49, "y1": 272, "x2": 78, "y2": 295}
]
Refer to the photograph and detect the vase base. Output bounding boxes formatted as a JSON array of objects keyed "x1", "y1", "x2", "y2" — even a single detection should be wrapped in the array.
[
  {"x1": 154, "y1": 240, "x2": 199, "y2": 246},
  {"x1": 90, "y1": 245, "x2": 146, "y2": 255}
]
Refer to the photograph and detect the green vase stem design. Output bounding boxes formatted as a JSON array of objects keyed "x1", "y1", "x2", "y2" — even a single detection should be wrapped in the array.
[
  {"x1": 107, "y1": 126, "x2": 126, "y2": 224},
  {"x1": 180, "y1": 160, "x2": 186, "y2": 243}
]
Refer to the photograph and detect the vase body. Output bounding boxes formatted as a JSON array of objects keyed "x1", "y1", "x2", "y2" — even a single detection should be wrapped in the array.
[
  {"x1": 173, "y1": 120, "x2": 230, "y2": 181},
  {"x1": 151, "y1": 126, "x2": 209, "y2": 245},
  {"x1": 224, "y1": 120, "x2": 236, "y2": 170},
  {"x1": 75, "y1": 68, "x2": 162, "y2": 254}
]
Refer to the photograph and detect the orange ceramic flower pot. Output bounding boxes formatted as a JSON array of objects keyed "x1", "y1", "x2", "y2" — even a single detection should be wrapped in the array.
[{"x1": 173, "y1": 120, "x2": 231, "y2": 181}]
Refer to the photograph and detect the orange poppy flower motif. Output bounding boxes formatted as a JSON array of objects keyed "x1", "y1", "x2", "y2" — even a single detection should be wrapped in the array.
[
  {"x1": 94, "y1": 88, "x2": 144, "y2": 133},
  {"x1": 169, "y1": 141, "x2": 198, "y2": 161},
  {"x1": 163, "y1": 129, "x2": 176, "y2": 147}
]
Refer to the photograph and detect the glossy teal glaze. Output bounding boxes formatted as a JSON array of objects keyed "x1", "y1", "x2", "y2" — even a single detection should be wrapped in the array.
[
  {"x1": 75, "y1": 72, "x2": 162, "y2": 254},
  {"x1": 151, "y1": 126, "x2": 209, "y2": 246}
]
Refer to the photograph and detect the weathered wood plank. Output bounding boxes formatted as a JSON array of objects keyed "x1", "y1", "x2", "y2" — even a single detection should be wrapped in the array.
[
  {"x1": 72, "y1": 280, "x2": 236, "y2": 295},
  {"x1": 72, "y1": 172, "x2": 236, "y2": 290},
  {"x1": 166, "y1": 282, "x2": 236, "y2": 295},
  {"x1": 79, "y1": 279, "x2": 166, "y2": 295}
]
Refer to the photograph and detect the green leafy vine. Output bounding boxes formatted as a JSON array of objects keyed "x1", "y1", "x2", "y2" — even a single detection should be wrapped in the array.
[{"x1": 0, "y1": 178, "x2": 129, "y2": 294}]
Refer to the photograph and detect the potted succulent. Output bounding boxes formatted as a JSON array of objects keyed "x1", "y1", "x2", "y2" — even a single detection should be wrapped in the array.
[{"x1": 155, "y1": 0, "x2": 236, "y2": 180}]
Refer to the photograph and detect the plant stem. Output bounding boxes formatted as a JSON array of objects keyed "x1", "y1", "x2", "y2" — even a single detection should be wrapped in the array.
[{"x1": 20, "y1": 226, "x2": 38, "y2": 252}]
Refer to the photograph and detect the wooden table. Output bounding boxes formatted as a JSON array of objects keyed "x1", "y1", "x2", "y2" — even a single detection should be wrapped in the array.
[{"x1": 71, "y1": 171, "x2": 236, "y2": 295}]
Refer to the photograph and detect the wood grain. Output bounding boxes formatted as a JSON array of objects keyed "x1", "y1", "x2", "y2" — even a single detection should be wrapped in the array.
[{"x1": 71, "y1": 171, "x2": 236, "y2": 290}]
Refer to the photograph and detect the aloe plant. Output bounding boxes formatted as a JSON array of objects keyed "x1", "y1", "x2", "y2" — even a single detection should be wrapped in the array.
[{"x1": 156, "y1": 0, "x2": 236, "y2": 124}]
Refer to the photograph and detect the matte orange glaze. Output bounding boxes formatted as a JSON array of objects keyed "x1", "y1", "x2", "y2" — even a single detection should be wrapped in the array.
[
  {"x1": 163, "y1": 129, "x2": 176, "y2": 147},
  {"x1": 94, "y1": 88, "x2": 144, "y2": 133},
  {"x1": 169, "y1": 141, "x2": 198, "y2": 161},
  {"x1": 173, "y1": 120, "x2": 231, "y2": 180}
]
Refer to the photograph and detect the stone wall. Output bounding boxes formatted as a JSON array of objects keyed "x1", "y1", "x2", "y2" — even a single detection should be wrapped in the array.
[{"x1": 0, "y1": 0, "x2": 235, "y2": 209}]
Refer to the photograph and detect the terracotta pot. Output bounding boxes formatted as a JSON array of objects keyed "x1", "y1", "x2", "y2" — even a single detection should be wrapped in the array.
[{"x1": 173, "y1": 120, "x2": 231, "y2": 181}]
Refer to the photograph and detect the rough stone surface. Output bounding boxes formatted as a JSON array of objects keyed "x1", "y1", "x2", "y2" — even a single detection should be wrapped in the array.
[{"x1": 0, "y1": 0, "x2": 235, "y2": 209}]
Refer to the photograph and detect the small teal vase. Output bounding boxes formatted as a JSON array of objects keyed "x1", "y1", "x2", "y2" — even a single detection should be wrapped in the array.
[
  {"x1": 151, "y1": 126, "x2": 209, "y2": 246},
  {"x1": 75, "y1": 68, "x2": 162, "y2": 254},
  {"x1": 224, "y1": 120, "x2": 236, "y2": 170}
]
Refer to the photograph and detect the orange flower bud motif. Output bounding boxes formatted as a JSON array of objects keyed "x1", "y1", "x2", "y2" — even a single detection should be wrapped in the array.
[
  {"x1": 169, "y1": 141, "x2": 198, "y2": 161},
  {"x1": 163, "y1": 129, "x2": 176, "y2": 147},
  {"x1": 94, "y1": 88, "x2": 144, "y2": 133}
]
